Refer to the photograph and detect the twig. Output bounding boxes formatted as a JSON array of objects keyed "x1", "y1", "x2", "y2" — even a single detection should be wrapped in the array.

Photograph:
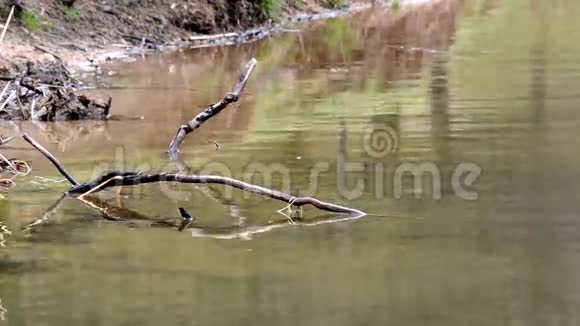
[
  {"x1": 22, "y1": 133, "x2": 79, "y2": 186},
  {"x1": 0, "y1": 134, "x2": 16, "y2": 146},
  {"x1": 19, "y1": 80, "x2": 44, "y2": 96},
  {"x1": 0, "y1": 156, "x2": 30, "y2": 176},
  {"x1": 0, "y1": 90, "x2": 15, "y2": 111},
  {"x1": 77, "y1": 175, "x2": 123, "y2": 198},
  {"x1": 0, "y1": 81, "x2": 11, "y2": 102},
  {"x1": 0, "y1": 152, "x2": 15, "y2": 172},
  {"x1": 168, "y1": 58, "x2": 257, "y2": 156},
  {"x1": 0, "y1": 77, "x2": 44, "y2": 96},
  {"x1": 66, "y1": 171, "x2": 365, "y2": 215},
  {"x1": 0, "y1": 6, "x2": 14, "y2": 52}
]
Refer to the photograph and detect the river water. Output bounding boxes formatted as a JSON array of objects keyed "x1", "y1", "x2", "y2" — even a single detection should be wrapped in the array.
[{"x1": 2, "y1": 0, "x2": 580, "y2": 325}]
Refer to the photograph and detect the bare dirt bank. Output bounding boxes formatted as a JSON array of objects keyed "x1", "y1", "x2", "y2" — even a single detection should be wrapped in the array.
[
  {"x1": 0, "y1": 0, "x2": 341, "y2": 120},
  {"x1": 0, "y1": 0, "x2": 347, "y2": 76},
  {"x1": 0, "y1": 0, "x2": 436, "y2": 120}
]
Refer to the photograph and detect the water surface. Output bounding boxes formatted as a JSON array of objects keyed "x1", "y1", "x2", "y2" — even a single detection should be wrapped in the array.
[{"x1": 2, "y1": 0, "x2": 580, "y2": 325}]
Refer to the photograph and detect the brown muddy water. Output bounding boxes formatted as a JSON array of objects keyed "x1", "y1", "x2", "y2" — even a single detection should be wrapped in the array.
[{"x1": 2, "y1": 0, "x2": 580, "y2": 325}]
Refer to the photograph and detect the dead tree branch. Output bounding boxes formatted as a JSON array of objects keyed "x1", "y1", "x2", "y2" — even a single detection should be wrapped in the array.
[
  {"x1": 168, "y1": 58, "x2": 257, "y2": 158},
  {"x1": 22, "y1": 133, "x2": 363, "y2": 215},
  {"x1": 66, "y1": 171, "x2": 364, "y2": 215}
]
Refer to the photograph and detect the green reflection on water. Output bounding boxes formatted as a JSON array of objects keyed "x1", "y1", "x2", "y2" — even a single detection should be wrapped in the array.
[{"x1": 2, "y1": 0, "x2": 580, "y2": 325}]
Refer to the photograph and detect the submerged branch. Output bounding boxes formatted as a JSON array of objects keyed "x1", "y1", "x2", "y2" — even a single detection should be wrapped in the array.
[{"x1": 168, "y1": 58, "x2": 257, "y2": 157}]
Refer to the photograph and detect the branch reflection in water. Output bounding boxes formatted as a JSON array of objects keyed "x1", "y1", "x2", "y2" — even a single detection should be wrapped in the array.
[{"x1": 23, "y1": 193, "x2": 365, "y2": 239}]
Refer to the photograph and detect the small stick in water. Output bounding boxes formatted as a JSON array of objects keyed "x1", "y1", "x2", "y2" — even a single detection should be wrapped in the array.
[{"x1": 178, "y1": 207, "x2": 194, "y2": 231}]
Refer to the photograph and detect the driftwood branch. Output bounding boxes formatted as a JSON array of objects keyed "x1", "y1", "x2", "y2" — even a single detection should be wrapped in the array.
[
  {"x1": 168, "y1": 58, "x2": 257, "y2": 157},
  {"x1": 22, "y1": 132, "x2": 364, "y2": 216},
  {"x1": 66, "y1": 171, "x2": 364, "y2": 215}
]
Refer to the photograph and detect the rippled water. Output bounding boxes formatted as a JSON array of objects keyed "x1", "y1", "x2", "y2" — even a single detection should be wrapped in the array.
[{"x1": 2, "y1": 0, "x2": 580, "y2": 324}]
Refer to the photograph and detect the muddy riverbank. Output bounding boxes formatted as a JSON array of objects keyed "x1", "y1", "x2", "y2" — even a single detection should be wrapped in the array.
[
  {"x1": 0, "y1": 0, "x2": 376, "y2": 75},
  {"x1": 0, "y1": 0, "x2": 434, "y2": 120}
]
